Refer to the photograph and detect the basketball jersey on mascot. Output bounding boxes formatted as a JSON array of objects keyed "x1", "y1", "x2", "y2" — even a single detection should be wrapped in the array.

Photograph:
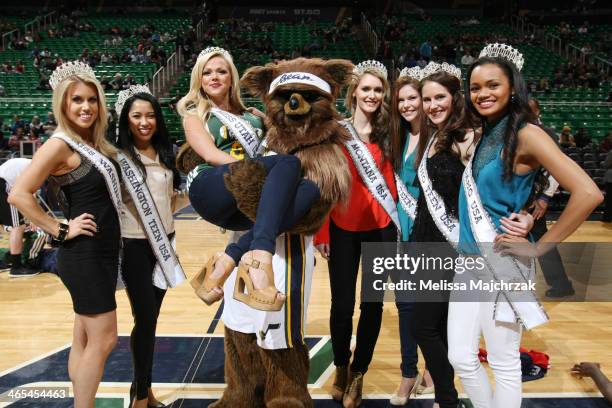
[{"x1": 222, "y1": 231, "x2": 314, "y2": 350}]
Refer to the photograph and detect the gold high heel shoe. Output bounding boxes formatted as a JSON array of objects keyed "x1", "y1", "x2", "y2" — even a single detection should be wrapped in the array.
[
  {"x1": 389, "y1": 371, "x2": 422, "y2": 406},
  {"x1": 233, "y1": 252, "x2": 285, "y2": 311},
  {"x1": 330, "y1": 365, "x2": 349, "y2": 401},
  {"x1": 191, "y1": 252, "x2": 234, "y2": 305},
  {"x1": 342, "y1": 371, "x2": 363, "y2": 408}
]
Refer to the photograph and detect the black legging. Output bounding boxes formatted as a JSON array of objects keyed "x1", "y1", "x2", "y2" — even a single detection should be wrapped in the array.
[
  {"x1": 122, "y1": 237, "x2": 167, "y2": 400},
  {"x1": 189, "y1": 154, "x2": 320, "y2": 263},
  {"x1": 328, "y1": 220, "x2": 396, "y2": 374}
]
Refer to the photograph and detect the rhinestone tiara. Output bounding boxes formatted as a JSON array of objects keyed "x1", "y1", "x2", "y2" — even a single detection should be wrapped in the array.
[
  {"x1": 49, "y1": 61, "x2": 97, "y2": 90},
  {"x1": 198, "y1": 46, "x2": 233, "y2": 62},
  {"x1": 115, "y1": 84, "x2": 153, "y2": 115},
  {"x1": 353, "y1": 60, "x2": 387, "y2": 80},
  {"x1": 398, "y1": 66, "x2": 424, "y2": 81},
  {"x1": 479, "y1": 43, "x2": 524, "y2": 71},
  {"x1": 421, "y1": 61, "x2": 462, "y2": 81}
]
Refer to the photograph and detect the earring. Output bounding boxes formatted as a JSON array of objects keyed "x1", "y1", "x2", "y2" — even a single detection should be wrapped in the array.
[{"x1": 511, "y1": 94, "x2": 516, "y2": 103}]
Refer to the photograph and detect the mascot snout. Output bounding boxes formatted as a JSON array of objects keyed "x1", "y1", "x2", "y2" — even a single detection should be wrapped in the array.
[{"x1": 285, "y1": 93, "x2": 311, "y2": 116}]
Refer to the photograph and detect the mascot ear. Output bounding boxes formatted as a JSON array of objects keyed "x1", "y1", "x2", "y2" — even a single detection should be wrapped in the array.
[
  {"x1": 324, "y1": 59, "x2": 355, "y2": 92},
  {"x1": 241, "y1": 65, "x2": 275, "y2": 98}
]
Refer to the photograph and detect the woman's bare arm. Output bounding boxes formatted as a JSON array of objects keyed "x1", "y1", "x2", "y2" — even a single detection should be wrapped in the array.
[
  {"x1": 8, "y1": 138, "x2": 97, "y2": 239},
  {"x1": 518, "y1": 124, "x2": 603, "y2": 248},
  {"x1": 183, "y1": 115, "x2": 237, "y2": 166}
]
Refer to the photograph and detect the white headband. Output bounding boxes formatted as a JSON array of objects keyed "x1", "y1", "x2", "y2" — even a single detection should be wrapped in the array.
[{"x1": 268, "y1": 72, "x2": 331, "y2": 95}]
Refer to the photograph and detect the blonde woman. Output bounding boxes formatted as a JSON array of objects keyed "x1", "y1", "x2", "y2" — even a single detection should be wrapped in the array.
[
  {"x1": 315, "y1": 60, "x2": 396, "y2": 408},
  {"x1": 9, "y1": 61, "x2": 121, "y2": 408},
  {"x1": 181, "y1": 47, "x2": 319, "y2": 311}
]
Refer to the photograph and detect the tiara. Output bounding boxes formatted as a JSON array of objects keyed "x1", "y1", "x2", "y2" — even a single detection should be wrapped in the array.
[
  {"x1": 398, "y1": 66, "x2": 424, "y2": 81},
  {"x1": 49, "y1": 61, "x2": 97, "y2": 90},
  {"x1": 198, "y1": 46, "x2": 232, "y2": 61},
  {"x1": 479, "y1": 43, "x2": 524, "y2": 71},
  {"x1": 353, "y1": 60, "x2": 387, "y2": 80},
  {"x1": 421, "y1": 61, "x2": 462, "y2": 81},
  {"x1": 115, "y1": 84, "x2": 153, "y2": 115}
]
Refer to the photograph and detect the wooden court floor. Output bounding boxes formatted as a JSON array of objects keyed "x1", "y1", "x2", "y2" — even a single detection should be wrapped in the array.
[{"x1": 0, "y1": 219, "x2": 611, "y2": 405}]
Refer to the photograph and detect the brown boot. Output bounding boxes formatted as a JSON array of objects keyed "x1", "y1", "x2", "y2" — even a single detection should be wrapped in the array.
[
  {"x1": 330, "y1": 365, "x2": 349, "y2": 401},
  {"x1": 342, "y1": 371, "x2": 363, "y2": 408}
]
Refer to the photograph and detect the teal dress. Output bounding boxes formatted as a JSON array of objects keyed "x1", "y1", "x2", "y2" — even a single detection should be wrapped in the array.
[
  {"x1": 397, "y1": 135, "x2": 420, "y2": 241},
  {"x1": 458, "y1": 116, "x2": 537, "y2": 253}
]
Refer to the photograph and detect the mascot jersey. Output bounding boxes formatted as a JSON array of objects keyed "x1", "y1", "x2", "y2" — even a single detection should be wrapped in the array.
[
  {"x1": 187, "y1": 111, "x2": 264, "y2": 185},
  {"x1": 223, "y1": 231, "x2": 315, "y2": 350}
]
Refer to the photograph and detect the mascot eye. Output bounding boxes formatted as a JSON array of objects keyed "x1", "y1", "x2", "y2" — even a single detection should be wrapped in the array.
[{"x1": 300, "y1": 91, "x2": 321, "y2": 102}]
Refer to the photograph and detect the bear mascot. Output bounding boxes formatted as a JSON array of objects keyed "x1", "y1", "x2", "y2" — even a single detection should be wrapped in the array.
[{"x1": 209, "y1": 57, "x2": 354, "y2": 408}]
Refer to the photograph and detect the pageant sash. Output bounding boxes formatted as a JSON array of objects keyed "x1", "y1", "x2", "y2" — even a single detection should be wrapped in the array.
[
  {"x1": 462, "y1": 154, "x2": 549, "y2": 330},
  {"x1": 340, "y1": 120, "x2": 400, "y2": 230},
  {"x1": 417, "y1": 134, "x2": 460, "y2": 246},
  {"x1": 52, "y1": 133, "x2": 123, "y2": 225},
  {"x1": 209, "y1": 107, "x2": 263, "y2": 158},
  {"x1": 395, "y1": 173, "x2": 417, "y2": 221},
  {"x1": 117, "y1": 152, "x2": 186, "y2": 289},
  {"x1": 52, "y1": 133, "x2": 124, "y2": 286}
]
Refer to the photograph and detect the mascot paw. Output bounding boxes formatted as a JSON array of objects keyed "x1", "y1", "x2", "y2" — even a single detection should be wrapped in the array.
[{"x1": 224, "y1": 160, "x2": 266, "y2": 222}]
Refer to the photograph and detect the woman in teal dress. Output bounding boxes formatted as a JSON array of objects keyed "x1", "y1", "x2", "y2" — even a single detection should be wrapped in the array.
[
  {"x1": 389, "y1": 69, "x2": 436, "y2": 406},
  {"x1": 447, "y1": 44, "x2": 603, "y2": 408}
]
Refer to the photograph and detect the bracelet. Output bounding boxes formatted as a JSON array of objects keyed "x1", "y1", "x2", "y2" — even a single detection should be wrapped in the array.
[{"x1": 53, "y1": 222, "x2": 69, "y2": 244}]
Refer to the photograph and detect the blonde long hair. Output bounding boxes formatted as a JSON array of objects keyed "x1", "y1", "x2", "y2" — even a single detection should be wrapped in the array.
[
  {"x1": 52, "y1": 75, "x2": 116, "y2": 158},
  {"x1": 344, "y1": 69, "x2": 392, "y2": 158},
  {"x1": 177, "y1": 50, "x2": 246, "y2": 120}
]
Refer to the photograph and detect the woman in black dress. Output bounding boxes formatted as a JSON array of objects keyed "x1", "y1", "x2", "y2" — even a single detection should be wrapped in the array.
[{"x1": 9, "y1": 61, "x2": 121, "y2": 408}]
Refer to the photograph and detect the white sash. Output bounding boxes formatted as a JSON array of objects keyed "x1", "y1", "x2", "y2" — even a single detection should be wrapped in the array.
[
  {"x1": 52, "y1": 133, "x2": 124, "y2": 285},
  {"x1": 340, "y1": 120, "x2": 400, "y2": 230},
  {"x1": 209, "y1": 107, "x2": 263, "y2": 158},
  {"x1": 395, "y1": 173, "x2": 417, "y2": 221},
  {"x1": 117, "y1": 152, "x2": 186, "y2": 289},
  {"x1": 417, "y1": 134, "x2": 460, "y2": 246},
  {"x1": 462, "y1": 153, "x2": 549, "y2": 330}
]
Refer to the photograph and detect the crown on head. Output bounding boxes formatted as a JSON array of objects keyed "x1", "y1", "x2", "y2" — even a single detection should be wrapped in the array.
[
  {"x1": 115, "y1": 84, "x2": 153, "y2": 115},
  {"x1": 398, "y1": 66, "x2": 424, "y2": 81},
  {"x1": 353, "y1": 60, "x2": 388, "y2": 80},
  {"x1": 49, "y1": 61, "x2": 97, "y2": 90},
  {"x1": 198, "y1": 46, "x2": 232, "y2": 62},
  {"x1": 421, "y1": 61, "x2": 462, "y2": 81},
  {"x1": 479, "y1": 43, "x2": 524, "y2": 71}
]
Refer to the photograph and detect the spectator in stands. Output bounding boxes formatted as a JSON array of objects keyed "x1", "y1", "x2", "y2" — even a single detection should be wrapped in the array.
[
  {"x1": 419, "y1": 39, "x2": 432, "y2": 62},
  {"x1": 2, "y1": 61, "x2": 13, "y2": 73},
  {"x1": 8, "y1": 127, "x2": 26, "y2": 152},
  {"x1": 123, "y1": 74, "x2": 136, "y2": 89},
  {"x1": 29, "y1": 116, "x2": 44, "y2": 140},
  {"x1": 100, "y1": 75, "x2": 110, "y2": 91},
  {"x1": 571, "y1": 363, "x2": 612, "y2": 401},
  {"x1": 537, "y1": 78, "x2": 551, "y2": 93},
  {"x1": 15, "y1": 61, "x2": 25, "y2": 74},
  {"x1": 0, "y1": 84, "x2": 5, "y2": 97},
  {"x1": 110, "y1": 73, "x2": 123, "y2": 90},
  {"x1": 11, "y1": 115, "x2": 26, "y2": 134},
  {"x1": 559, "y1": 126, "x2": 575, "y2": 147},
  {"x1": 573, "y1": 127, "x2": 592, "y2": 148},
  {"x1": 168, "y1": 90, "x2": 181, "y2": 112},
  {"x1": 37, "y1": 74, "x2": 51, "y2": 91},
  {"x1": 43, "y1": 112, "x2": 57, "y2": 136},
  {"x1": 599, "y1": 131, "x2": 612, "y2": 153},
  {"x1": 461, "y1": 49, "x2": 475, "y2": 66},
  {"x1": 528, "y1": 98, "x2": 575, "y2": 298}
]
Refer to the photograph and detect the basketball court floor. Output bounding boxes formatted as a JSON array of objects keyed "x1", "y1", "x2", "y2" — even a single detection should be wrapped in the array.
[{"x1": 1, "y1": 211, "x2": 611, "y2": 407}]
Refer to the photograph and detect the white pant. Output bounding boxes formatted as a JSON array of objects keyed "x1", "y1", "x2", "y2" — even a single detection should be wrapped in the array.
[{"x1": 447, "y1": 301, "x2": 522, "y2": 408}]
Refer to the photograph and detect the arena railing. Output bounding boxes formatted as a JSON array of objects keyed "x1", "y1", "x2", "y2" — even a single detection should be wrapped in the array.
[
  {"x1": 150, "y1": 46, "x2": 184, "y2": 97},
  {"x1": 361, "y1": 12, "x2": 379, "y2": 55},
  {"x1": 1, "y1": 11, "x2": 56, "y2": 51}
]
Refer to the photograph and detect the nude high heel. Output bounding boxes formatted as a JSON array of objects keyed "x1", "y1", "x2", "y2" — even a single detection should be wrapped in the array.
[
  {"x1": 233, "y1": 251, "x2": 285, "y2": 311},
  {"x1": 191, "y1": 252, "x2": 234, "y2": 305}
]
